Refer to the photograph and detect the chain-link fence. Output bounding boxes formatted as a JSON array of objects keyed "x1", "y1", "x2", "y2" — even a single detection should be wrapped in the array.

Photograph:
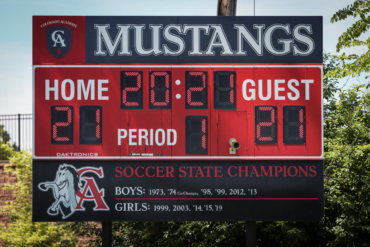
[{"x1": 0, "y1": 114, "x2": 32, "y2": 160}]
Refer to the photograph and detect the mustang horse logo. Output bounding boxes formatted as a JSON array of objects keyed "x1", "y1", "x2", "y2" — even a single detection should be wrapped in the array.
[{"x1": 38, "y1": 164, "x2": 109, "y2": 219}]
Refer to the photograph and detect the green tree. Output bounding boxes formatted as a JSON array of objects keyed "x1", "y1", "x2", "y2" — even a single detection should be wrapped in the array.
[
  {"x1": 0, "y1": 144, "x2": 78, "y2": 246},
  {"x1": 0, "y1": 125, "x2": 10, "y2": 144},
  {"x1": 327, "y1": 0, "x2": 370, "y2": 82},
  {"x1": 66, "y1": 53, "x2": 345, "y2": 247},
  {"x1": 0, "y1": 125, "x2": 18, "y2": 160},
  {"x1": 257, "y1": 83, "x2": 370, "y2": 246}
]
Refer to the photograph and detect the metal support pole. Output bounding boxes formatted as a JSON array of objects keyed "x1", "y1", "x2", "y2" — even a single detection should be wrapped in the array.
[
  {"x1": 217, "y1": 2, "x2": 256, "y2": 246},
  {"x1": 102, "y1": 221, "x2": 112, "y2": 247},
  {"x1": 18, "y1": 114, "x2": 21, "y2": 151},
  {"x1": 245, "y1": 221, "x2": 256, "y2": 247},
  {"x1": 217, "y1": 0, "x2": 238, "y2": 16}
]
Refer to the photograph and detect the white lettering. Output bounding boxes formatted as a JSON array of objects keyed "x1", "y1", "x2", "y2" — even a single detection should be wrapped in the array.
[
  {"x1": 287, "y1": 79, "x2": 300, "y2": 100},
  {"x1": 118, "y1": 128, "x2": 177, "y2": 146},
  {"x1": 301, "y1": 80, "x2": 314, "y2": 100},
  {"x1": 138, "y1": 129, "x2": 149, "y2": 145},
  {"x1": 163, "y1": 25, "x2": 185, "y2": 56},
  {"x1": 129, "y1": 129, "x2": 137, "y2": 145},
  {"x1": 98, "y1": 80, "x2": 109, "y2": 100},
  {"x1": 293, "y1": 24, "x2": 314, "y2": 56},
  {"x1": 118, "y1": 129, "x2": 127, "y2": 145},
  {"x1": 264, "y1": 24, "x2": 293, "y2": 55},
  {"x1": 150, "y1": 129, "x2": 154, "y2": 146},
  {"x1": 274, "y1": 80, "x2": 285, "y2": 100},
  {"x1": 115, "y1": 187, "x2": 121, "y2": 195},
  {"x1": 52, "y1": 30, "x2": 66, "y2": 47},
  {"x1": 61, "y1": 79, "x2": 75, "y2": 101},
  {"x1": 134, "y1": 24, "x2": 163, "y2": 55},
  {"x1": 242, "y1": 79, "x2": 256, "y2": 100},
  {"x1": 94, "y1": 24, "x2": 131, "y2": 56},
  {"x1": 77, "y1": 79, "x2": 95, "y2": 100},
  {"x1": 235, "y1": 24, "x2": 264, "y2": 56},
  {"x1": 155, "y1": 129, "x2": 165, "y2": 146},
  {"x1": 205, "y1": 25, "x2": 234, "y2": 56},
  {"x1": 258, "y1": 79, "x2": 272, "y2": 100},
  {"x1": 183, "y1": 25, "x2": 210, "y2": 55},
  {"x1": 167, "y1": 129, "x2": 177, "y2": 146},
  {"x1": 45, "y1": 79, "x2": 58, "y2": 100}
]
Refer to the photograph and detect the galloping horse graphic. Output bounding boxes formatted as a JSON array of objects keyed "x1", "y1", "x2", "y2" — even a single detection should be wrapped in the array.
[{"x1": 38, "y1": 164, "x2": 82, "y2": 219}]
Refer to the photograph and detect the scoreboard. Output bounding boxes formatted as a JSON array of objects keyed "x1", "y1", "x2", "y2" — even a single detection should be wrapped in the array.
[
  {"x1": 34, "y1": 65, "x2": 322, "y2": 159},
  {"x1": 32, "y1": 16, "x2": 324, "y2": 222}
]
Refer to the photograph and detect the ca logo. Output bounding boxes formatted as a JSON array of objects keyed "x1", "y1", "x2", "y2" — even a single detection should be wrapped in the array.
[
  {"x1": 51, "y1": 30, "x2": 67, "y2": 47},
  {"x1": 46, "y1": 25, "x2": 73, "y2": 59}
]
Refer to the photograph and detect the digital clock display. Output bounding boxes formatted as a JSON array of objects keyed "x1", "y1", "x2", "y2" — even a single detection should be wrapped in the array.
[
  {"x1": 185, "y1": 71, "x2": 208, "y2": 109},
  {"x1": 51, "y1": 106, "x2": 73, "y2": 144},
  {"x1": 121, "y1": 71, "x2": 143, "y2": 109},
  {"x1": 34, "y1": 65, "x2": 322, "y2": 160}
]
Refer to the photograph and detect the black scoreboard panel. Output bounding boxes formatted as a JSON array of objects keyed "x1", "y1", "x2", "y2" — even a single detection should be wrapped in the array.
[{"x1": 33, "y1": 160, "x2": 324, "y2": 222}]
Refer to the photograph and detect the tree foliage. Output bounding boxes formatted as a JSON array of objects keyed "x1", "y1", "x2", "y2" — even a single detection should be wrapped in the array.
[
  {"x1": 324, "y1": 84, "x2": 370, "y2": 245},
  {"x1": 0, "y1": 125, "x2": 18, "y2": 160},
  {"x1": 326, "y1": 0, "x2": 370, "y2": 81},
  {"x1": 0, "y1": 144, "x2": 78, "y2": 247}
]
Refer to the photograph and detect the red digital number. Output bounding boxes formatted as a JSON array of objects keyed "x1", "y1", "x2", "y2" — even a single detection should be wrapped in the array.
[
  {"x1": 255, "y1": 106, "x2": 277, "y2": 144},
  {"x1": 186, "y1": 71, "x2": 207, "y2": 109},
  {"x1": 283, "y1": 106, "x2": 305, "y2": 144},
  {"x1": 80, "y1": 106, "x2": 102, "y2": 145},
  {"x1": 214, "y1": 71, "x2": 236, "y2": 109},
  {"x1": 121, "y1": 71, "x2": 143, "y2": 109},
  {"x1": 186, "y1": 116, "x2": 208, "y2": 154},
  {"x1": 202, "y1": 118, "x2": 206, "y2": 149},
  {"x1": 51, "y1": 106, "x2": 73, "y2": 144},
  {"x1": 150, "y1": 71, "x2": 171, "y2": 109}
]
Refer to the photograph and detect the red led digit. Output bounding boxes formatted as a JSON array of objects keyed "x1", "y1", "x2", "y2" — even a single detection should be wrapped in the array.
[
  {"x1": 51, "y1": 106, "x2": 73, "y2": 144},
  {"x1": 121, "y1": 71, "x2": 143, "y2": 109},
  {"x1": 255, "y1": 106, "x2": 277, "y2": 144},
  {"x1": 214, "y1": 71, "x2": 236, "y2": 109},
  {"x1": 257, "y1": 107, "x2": 275, "y2": 141},
  {"x1": 202, "y1": 118, "x2": 206, "y2": 149},
  {"x1": 149, "y1": 71, "x2": 171, "y2": 109},
  {"x1": 185, "y1": 71, "x2": 208, "y2": 109},
  {"x1": 80, "y1": 106, "x2": 102, "y2": 145},
  {"x1": 96, "y1": 108, "x2": 101, "y2": 139},
  {"x1": 283, "y1": 106, "x2": 305, "y2": 144},
  {"x1": 53, "y1": 107, "x2": 72, "y2": 141},
  {"x1": 299, "y1": 109, "x2": 304, "y2": 138},
  {"x1": 230, "y1": 73, "x2": 235, "y2": 103},
  {"x1": 123, "y1": 72, "x2": 141, "y2": 106},
  {"x1": 186, "y1": 116, "x2": 208, "y2": 154}
]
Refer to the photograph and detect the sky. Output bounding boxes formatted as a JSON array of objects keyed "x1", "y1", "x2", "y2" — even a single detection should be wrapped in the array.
[{"x1": 0, "y1": 0, "x2": 367, "y2": 114}]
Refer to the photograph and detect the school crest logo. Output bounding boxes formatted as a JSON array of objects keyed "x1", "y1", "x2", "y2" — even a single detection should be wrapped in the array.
[
  {"x1": 45, "y1": 25, "x2": 73, "y2": 59},
  {"x1": 38, "y1": 164, "x2": 109, "y2": 219}
]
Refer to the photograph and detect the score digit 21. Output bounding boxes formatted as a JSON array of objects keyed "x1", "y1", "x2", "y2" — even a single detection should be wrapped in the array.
[{"x1": 33, "y1": 65, "x2": 323, "y2": 160}]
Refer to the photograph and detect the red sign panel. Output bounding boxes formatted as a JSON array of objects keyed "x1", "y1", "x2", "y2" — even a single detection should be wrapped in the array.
[{"x1": 33, "y1": 65, "x2": 322, "y2": 160}]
